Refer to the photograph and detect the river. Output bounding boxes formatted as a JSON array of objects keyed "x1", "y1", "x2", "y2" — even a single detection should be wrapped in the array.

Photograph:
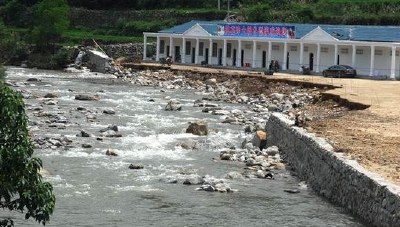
[{"x1": 3, "y1": 67, "x2": 366, "y2": 227}]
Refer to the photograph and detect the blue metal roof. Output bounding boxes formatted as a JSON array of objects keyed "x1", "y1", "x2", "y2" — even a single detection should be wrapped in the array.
[{"x1": 159, "y1": 20, "x2": 400, "y2": 42}]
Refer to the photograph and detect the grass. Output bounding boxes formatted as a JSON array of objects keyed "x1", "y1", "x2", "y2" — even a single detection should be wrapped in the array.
[
  {"x1": 65, "y1": 29, "x2": 143, "y2": 43},
  {"x1": 5, "y1": 26, "x2": 144, "y2": 45}
]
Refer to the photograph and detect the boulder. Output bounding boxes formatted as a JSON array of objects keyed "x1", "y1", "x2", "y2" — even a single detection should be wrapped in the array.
[
  {"x1": 205, "y1": 78, "x2": 217, "y2": 86},
  {"x1": 27, "y1": 78, "x2": 40, "y2": 82},
  {"x1": 251, "y1": 131, "x2": 267, "y2": 150},
  {"x1": 165, "y1": 99, "x2": 182, "y2": 111},
  {"x1": 86, "y1": 49, "x2": 113, "y2": 73},
  {"x1": 106, "y1": 149, "x2": 118, "y2": 156},
  {"x1": 75, "y1": 94, "x2": 100, "y2": 101},
  {"x1": 103, "y1": 109, "x2": 116, "y2": 115},
  {"x1": 77, "y1": 130, "x2": 90, "y2": 137},
  {"x1": 44, "y1": 93, "x2": 58, "y2": 98},
  {"x1": 265, "y1": 146, "x2": 279, "y2": 156},
  {"x1": 222, "y1": 117, "x2": 237, "y2": 124},
  {"x1": 82, "y1": 144, "x2": 92, "y2": 148},
  {"x1": 186, "y1": 121, "x2": 208, "y2": 136},
  {"x1": 100, "y1": 125, "x2": 118, "y2": 132},
  {"x1": 183, "y1": 175, "x2": 204, "y2": 185},
  {"x1": 270, "y1": 93, "x2": 285, "y2": 102},
  {"x1": 193, "y1": 99, "x2": 205, "y2": 107},
  {"x1": 129, "y1": 164, "x2": 144, "y2": 170}
]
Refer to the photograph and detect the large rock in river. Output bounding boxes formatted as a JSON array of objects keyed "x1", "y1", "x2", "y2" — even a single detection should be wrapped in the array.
[
  {"x1": 252, "y1": 131, "x2": 267, "y2": 150},
  {"x1": 186, "y1": 121, "x2": 208, "y2": 136},
  {"x1": 165, "y1": 99, "x2": 182, "y2": 111},
  {"x1": 75, "y1": 94, "x2": 100, "y2": 101}
]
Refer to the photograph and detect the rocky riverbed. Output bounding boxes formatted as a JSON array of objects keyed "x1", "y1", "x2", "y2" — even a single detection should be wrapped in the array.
[{"x1": 3, "y1": 67, "x2": 364, "y2": 226}]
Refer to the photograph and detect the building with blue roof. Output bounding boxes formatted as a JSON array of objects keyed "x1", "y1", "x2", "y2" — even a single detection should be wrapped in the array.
[{"x1": 143, "y1": 20, "x2": 400, "y2": 77}]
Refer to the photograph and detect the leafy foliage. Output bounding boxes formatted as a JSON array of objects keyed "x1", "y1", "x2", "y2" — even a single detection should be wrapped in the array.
[
  {"x1": 31, "y1": 0, "x2": 70, "y2": 50},
  {"x1": 0, "y1": 64, "x2": 5, "y2": 81},
  {"x1": 0, "y1": 83, "x2": 56, "y2": 226}
]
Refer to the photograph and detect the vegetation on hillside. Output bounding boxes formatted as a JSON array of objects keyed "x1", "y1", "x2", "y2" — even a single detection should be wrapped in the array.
[
  {"x1": 0, "y1": 81, "x2": 56, "y2": 227},
  {"x1": 31, "y1": 0, "x2": 70, "y2": 51}
]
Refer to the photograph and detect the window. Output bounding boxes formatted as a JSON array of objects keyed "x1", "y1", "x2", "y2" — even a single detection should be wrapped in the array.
[
  {"x1": 199, "y1": 42, "x2": 204, "y2": 56},
  {"x1": 375, "y1": 49, "x2": 383, "y2": 56},
  {"x1": 321, "y1": 47, "x2": 329, "y2": 53},
  {"x1": 227, "y1": 43, "x2": 232, "y2": 58},
  {"x1": 304, "y1": 46, "x2": 309, "y2": 52},
  {"x1": 212, "y1": 43, "x2": 218, "y2": 57},
  {"x1": 272, "y1": 45, "x2": 280, "y2": 51},
  {"x1": 356, "y1": 49, "x2": 363, "y2": 55},
  {"x1": 290, "y1": 46, "x2": 297, "y2": 52},
  {"x1": 185, "y1": 41, "x2": 191, "y2": 55},
  {"x1": 160, "y1": 40, "x2": 165, "y2": 54},
  {"x1": 390, "y1": 50, "x2": 400, "y2": 56},
  {"x1": 341, "y1": 48, "x2": 349, "y2": 54}
]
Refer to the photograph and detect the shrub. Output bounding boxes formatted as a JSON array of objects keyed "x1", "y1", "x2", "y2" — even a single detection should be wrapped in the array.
[{"x1": 0, "y1": 83, "x2": 56, "y2": 226}]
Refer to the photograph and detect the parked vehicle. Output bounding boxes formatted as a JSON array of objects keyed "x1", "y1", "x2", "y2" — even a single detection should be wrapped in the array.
[
  {"x1": 322, "y1": 65, "x2": 357, "y2": 78},
  {"x1": 301, "y1": 66, "x2": 311, "y2": 75},
  {"x1": 160, "y1": 57, "x2": 172, "y2": 66}
]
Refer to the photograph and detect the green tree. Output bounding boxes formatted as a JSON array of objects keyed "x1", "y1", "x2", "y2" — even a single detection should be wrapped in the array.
[
  {"x1": 0, "y1": 83, "x2": 56, "y2": 226},
  {"x1": 31, "y1": 0, "x2": 70, "y2": 51}
]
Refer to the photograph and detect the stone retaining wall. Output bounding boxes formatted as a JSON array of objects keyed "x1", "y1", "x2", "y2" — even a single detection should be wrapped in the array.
[
  {"x1": 266, "y1": 113, "x2": 400, "y2": 227},
  {"x1": 100, "y1": 43, "x2": 156, "y2": 60}
]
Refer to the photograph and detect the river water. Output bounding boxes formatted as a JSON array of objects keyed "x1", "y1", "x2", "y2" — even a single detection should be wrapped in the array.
[{"x1": 3, "y1": 67, "x2": 365, "y2": 227}]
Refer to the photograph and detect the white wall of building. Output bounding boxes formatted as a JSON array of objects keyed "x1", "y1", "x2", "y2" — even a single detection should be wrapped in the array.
[{"x1": 151, "y1": 36, "x2": 399, "y2": 77}]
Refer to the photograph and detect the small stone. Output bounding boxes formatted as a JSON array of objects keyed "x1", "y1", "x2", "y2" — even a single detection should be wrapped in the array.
[
  {"x1": 82, "y1": 144, "x2": 92, "y2": 148},
  {"x1": 129, "y1": 164, "x2": 144, "y2": 170},
  {"x1": 75, "y1": 94, "x2": 100, "y2": 101},
  {"x1": 284, "y1": 189, "x2": 300, "y2": 194},
  {"x1": 77, "y1": 130, "x2": 90, "y2": 137},
  {"x1": 106, "y1": 149, "x2": 118, "y2": 156},
  {"x1": 44, "y1": 93, "x2": 58, "y2": 98},
  {"x1": 103, "y1": 109, "x2": 116, "y2": 115},
  {"x1": 27, "y1": 78, "x2": 40, "y2": 82}
]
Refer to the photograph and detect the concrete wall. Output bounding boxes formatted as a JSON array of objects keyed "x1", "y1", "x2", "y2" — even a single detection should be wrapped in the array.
[{"x1": 266, "y1": 113, "x2": 400, "y2": 227}]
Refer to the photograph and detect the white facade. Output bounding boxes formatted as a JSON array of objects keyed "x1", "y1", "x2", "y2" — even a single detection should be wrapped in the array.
[{"x1": 144, "y1": 24, "x2": 400, "y2": 78}]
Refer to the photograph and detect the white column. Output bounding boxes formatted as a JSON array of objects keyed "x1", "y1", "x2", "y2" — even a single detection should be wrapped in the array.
[
  {"x1": 143, "y1": 35, "x2": 147, "y2": 61},
  {"x1": 223, "y1": 39, "x2": 227, "y2": 66},
  {"x1": 208, "y1": 39, "x2": 213, "y2": 65},
  {"x1": 316, "y1": 43, "x2": 321, "y2": 73},
  {"x1": 237, "y1": 40, "x2": 242, "y2": 67},
  {"x1": 156, "y1": 36, "x2": 160, "y2": 61},
  {"x1": 267, "y1": 41, "x2": 272, "y2": 65},
  {"x1": 195, "y1": 38, "x2": 200, "y2": 64},
  {"x1": 169, "y1": 37, "x2": 173, "y2": 59},
  {"x1": 351, "y1": 44, "x2": 356, "y2": 68},
  {"x1": 334, "y1": 44, "x2": 338, "y2": 65},
  {"x1": 182, "y1": 37, "x2": 186, "y2": 64},
  {"x1": 252, "y1": 40, "x2": 256, "y2": 68},
  {"x1": 370, "y1": 45, "x2": 375, "y2": 77},
  {"x1": 283, "y1": 42, "x2": 288, "y2": 70},
  {"x1": 391, "y1": 46, "x2": 396, "y2": 79},
  {"x1": 299, "y1": 42, "x2": 304, "y2": 68}
]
